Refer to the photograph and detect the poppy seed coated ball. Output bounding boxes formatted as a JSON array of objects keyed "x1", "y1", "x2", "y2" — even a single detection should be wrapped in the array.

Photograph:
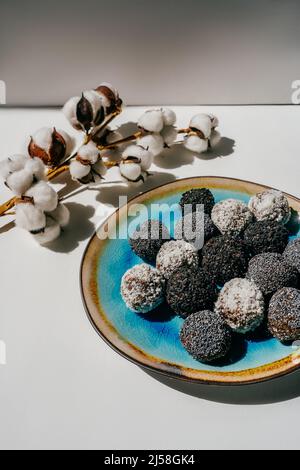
[
  {"x1": 283, "y1": 239, "x2": 300, "y2": 273},
  {"x1": 248, "y1": 190, "x2": 291, "y2": 224},
  {"x1": 180, "y1": 311, "x2": 232, "y2": 363},
  {"x1": 156, "y1": 240, "x2": 199, "y2": 280},
  {"x1": 211, "y1": 199, "x2": 253, "y2": 235},
  {"x1": 129, "y1": 220, "x2": 170, "y2": 263},
  {"x1": 166, "y1": 266, "x2": 218, "y2": 318},
  {"x1": 121, "y1": 264, "x2": 165, "y2": 313},
  {"x1": 268, "y1": 288, "x2": 300, "y2": 342},
  {"x1": 201, "y1": 235, "x2": 250, "y2": 286},
  {"x1": 174, "y1": 212, "x2": 219, "y2": 247},
  {"x1": 215, "y1": 278, "x2": 265, "y2": 334},
  {"x1": 246, "y1": 253, "x2": 299, "y2": 297},
  {"x1": 244, "y1": 221, "x2": 289, "y2": 255},
  {"x1": 180, "y1": 188, "x2": 215, "y2": 215}
]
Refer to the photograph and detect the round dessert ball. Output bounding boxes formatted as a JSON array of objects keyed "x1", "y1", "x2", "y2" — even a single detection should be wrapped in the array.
[
  {"x1": 246, "y1": 253, "x2": 299, "y2": 297},
  {"x1": 129, "y1": 220, "x2": 170, "y2": 263},
  {"x1": 248, "y1": 190, "x2": 291, "y2": 224},
  {"x1": 180, "y1": 188, "x2": 215, "y2": 215},
  {"x1": 215, "y1": 278, "x2": 265, "y2": 334},
  {"x1": 121, "y1": 264, "x2": 165, "y2": 313},
  {"x1": 244, "y1": 220, "x2": 289, "y2": 255},
  {"x1": 166, "y1": 266, "x2": 218, "y2": 318},
  {"x1": 180, "y1": 310, "x2": 232, "y2": 363},
  {"x1": 268, "y1": 288, "x2": 300, "y2": 341},
  {"x1": 211, "y1": 199, "x2": 253, "y2": 235},
  {"x1": 201, "y1": 235, "x2": 250, "y2": 285},
  {"x1": 156, "y1": 240, "x2": 198, "y2": 280},
  {"x1": 174, "y1": 212, "x2": 219, "y2": 249},
  {"x1": 283, "y1": 238, "x2": 300, "y2": 273}
]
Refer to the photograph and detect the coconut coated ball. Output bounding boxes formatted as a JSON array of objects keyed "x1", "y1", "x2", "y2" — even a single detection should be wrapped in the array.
[
  {"x1": 283, "y1": 238, "x2": 300, "y2": 273},
  {"x1": 180, "y1": 310, "x2": 232, "y2": 363},
  {"x1": 215, "y1": 278, "x2": 265, "y2": 334},
  {"x1": 174, "y1": 212, "x2": 219, "y2": 249},
  {"x1": 121, "y1": 264, "x2": 165, "y2": 314},
  {"x1": 156, "y1": 240, "x2": 199, "y2": 280},
  {"x1": 129, "y1": 220, "x2": 170, "y2": 263},
  {"x1": 166, "y1": 266, "x2": 218, "y2": 318},
  {"x1": 180, "y1": 188, "x2": 215, "y2": 215},
  {"x1": 268, "y1": 288, "x2": 300, "y2": 341},
  {"x1": 248, "y1": 190, "x2": 291, "y2": 224},
  {"x1": 244, "y1": 221, "x2": 289, "y2": 255},
  {"x1": 211, "y1": 199, "x2": 253, "y2": 235},
  {"x1": 202, "y1": 235, "x2": 250, "y2": 286},
  {"x1": 246, "y1": 253, "x2": 299, "y2": 297}
]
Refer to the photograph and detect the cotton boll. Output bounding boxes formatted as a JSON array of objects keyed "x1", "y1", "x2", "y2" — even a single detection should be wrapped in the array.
[
  {"x1": 162, "y1": 108, "x2": 177, "y2": 126},
  {"x1": 58, "y1": 130, "x2": 75, "y2": 157},
  {"x1": 190, "y1": 114, "x2": 212, "y2": 139},
  {"x1": 77, "y1": 141, "x2": 100, "y2": 165},
  {"x1": 161, "y1": 126, "x2": 178, "y2": 147},
  {"x1": 137, "y1": 134, "x2": 164, "y2": 157},
  {"x1": 210, "y1": 130, "x2": 222, "y2": 148},
  {"x1": 28, "y1": 127, "x2": 71, "y2": 167},
  {"x1": 31, "y1": 127, "x2": 53, "y2": 152},
  {"x1": 119, "y1": 162, "x2": 142, "y2": 182},
  {"x1": 25, "y1": 158, "x2": 47, "y2": 181},
  {"x1": 48, "y1": 203, "x2": 70, "y2": 228},
  {"x1": 33, "y1": 217, "x2": 61, "y2": 245},
  {"x1": 63, "y1": 96, "x2": 82, "y2": 130},
  {"x1": 184, "y1": 135, "x2": 208, "y2": 154},
  {"x1": 6, "y1": 169, "x2": 34, "y2": 196},
  {"x1": 0, "y1": 154, "x2": 28, "y2": 180},
  {"x1": 26, "y1": 181, "x2": 58, "y2": 212},
  {"x1": 15, "y1": 202, "x2": 46, "y2": 232},
  {"x1": 82, "y1": 90, "x2": 103, "y2": 119},
  {"x1": 70, "y1": 160, "x2": 91, "y2": 180},
  {"x1": 122, "y1": 145, "x2": 153, "y2": 171},
  {"x1": 138, "y1": 110, "x2": 164, "y2": 133}
]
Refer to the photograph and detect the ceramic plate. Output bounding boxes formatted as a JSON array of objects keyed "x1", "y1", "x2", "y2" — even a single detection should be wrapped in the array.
[{"x1": 81, "y1": 177, "x2": 300, "y2": 385}]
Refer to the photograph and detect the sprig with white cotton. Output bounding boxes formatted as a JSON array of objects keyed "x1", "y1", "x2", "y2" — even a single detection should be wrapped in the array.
[{"x1": 183, "y1": 113, "x2": 221, "y2": 154}]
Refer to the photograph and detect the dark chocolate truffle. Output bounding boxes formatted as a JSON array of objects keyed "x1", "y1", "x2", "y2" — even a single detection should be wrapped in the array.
[
  {"x1": 246, "y1": 253, "x2": 299, "y2": 297},
  {"x1": 129, "y1": 220, "x2": 170, "y2": 263},
  {"x1": 180, "y1": 188, "x2": 215, "y2": 215},
  {"x1": 283, "y1": 238, "x2": 300, "y2": 273},
  {"x1": 244, "y1": 221, "x2": 289, "y2": 255},
  {"x1": 268, "y1": 288, "x2": 300, "y2": 341},
  {"x1": 201, "y1": 235, "x2": 250, "y2": 285},
  {"x1": 174, "y1": 212, "x2": 219, "y2": 249},
  {"x1": 166, "y1": 266, "x2": 218, "y2": 318},
  {"x1": 180, "y1": 310, "x2": 232, "y2": 363}
]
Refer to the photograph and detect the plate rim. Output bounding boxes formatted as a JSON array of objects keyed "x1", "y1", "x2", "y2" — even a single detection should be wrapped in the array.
[{"x1": 80, "y1": 176, "x2": 300, "y2": 386}]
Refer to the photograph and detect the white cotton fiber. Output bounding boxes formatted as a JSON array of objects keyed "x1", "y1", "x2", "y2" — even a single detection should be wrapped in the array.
[
  {"x1": 137, "y1": 134, "x2": 164, "y2": 157},
  {"x1": 119, "y1": 162, "x2": 142, "y2": 182},
  {"x1": 15, "y1": 202, "x2": 46, "y2": 232},
  {"x1": 25, "y1": 158, "x2": 47, "y2": 181},
  {"x1": 33, "y1": 217, "x2": 61, "y2": 245},
  {"x1": 92, "y1": 159, "x2": 108, "y2": 178},
  {"x1": 31, "y1": 127, "x2": 52, "y2": 151},
  {"x1": 6, "y1": 169, "x2": 33, "y2": 196},
  {"x1": 161, "y1": 126, "x2": 178, "y2": 146},
  {"x1": 63, "y1": 96, "x2": 82, "y2": 130},
  {"x1": 138, "y1": 110, "x2": 164, "y2": 133},
  {"x1": 70, "y1": 160, "x2": 91, "y2": 180},
  {"x1": 77, "y1": 142, "x2": 99, "y2": 165},
  {"x1": 184, "y1": 135, "x2": 208, "y2": 154},
  {"x1": 161, "y1": 108, "x2": 177, "y2": 126},
  {"x1": 0, "y1": 155, "x2": 28, "y2": 180},
  {"x1": 210, "y1": 130, "x2": 222, "y2": 148},
  {"x1": 48, "y1": 203, "x2": 70, "y2": 228},
  {"x1": 190, "y1": 114, "x2": 212, "y2": 139},
  {"x1": 26, "y1": 181, "x2": 58, "y2": 212}
]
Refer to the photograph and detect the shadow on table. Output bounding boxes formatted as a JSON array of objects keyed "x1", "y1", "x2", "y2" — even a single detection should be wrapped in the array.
[{"x1": 144, "y1": 368, "x2": 300, "y2": 405}]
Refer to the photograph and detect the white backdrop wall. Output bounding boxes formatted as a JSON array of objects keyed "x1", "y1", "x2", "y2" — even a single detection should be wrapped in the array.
[{"x1": 0, "y1": 0, "x2": 299, "y2": 106}]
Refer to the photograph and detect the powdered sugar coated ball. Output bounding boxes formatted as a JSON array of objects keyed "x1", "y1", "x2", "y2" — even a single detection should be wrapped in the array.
[
  {"x1": 212, "y1": 199, "x2": 253, "y2": 235},
  {"x1": 156, "y1": 240, "x2": 199, "y2": 279},
  {"x1": 216, "y1": 278, "x2": 265, "y2": 334},
  {"x1": 121, "y1": 264, "x2": 165, "y2": 313},
  {"x1": 248, "y1": 190, "x2": 291, "y2": 224}
]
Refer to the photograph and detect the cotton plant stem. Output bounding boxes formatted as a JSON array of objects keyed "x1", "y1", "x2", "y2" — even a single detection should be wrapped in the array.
[{"x1": 0, "y1": 110, "x2": 122, "y2": 217}]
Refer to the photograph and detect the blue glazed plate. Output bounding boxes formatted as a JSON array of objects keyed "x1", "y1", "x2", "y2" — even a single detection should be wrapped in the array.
[{"x1": 81, "y1": 177, "x2": 300, "y2": 385}]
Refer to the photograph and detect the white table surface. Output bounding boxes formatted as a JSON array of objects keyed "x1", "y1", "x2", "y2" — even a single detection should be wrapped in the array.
[{"x1": 1, "y1": 105, "x2": 300, "y2": 450}]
